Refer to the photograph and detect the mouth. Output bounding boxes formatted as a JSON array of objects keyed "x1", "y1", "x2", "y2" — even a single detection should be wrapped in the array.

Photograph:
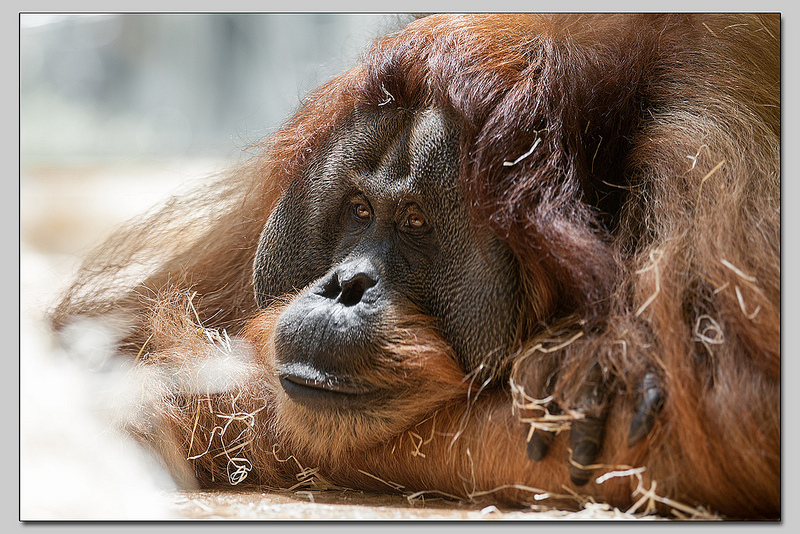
[{"x1": 277, "y1": 363, "x2": 381, "y2": 408}]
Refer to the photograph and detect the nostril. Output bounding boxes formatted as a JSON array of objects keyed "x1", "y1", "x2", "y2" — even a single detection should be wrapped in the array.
[
  {"x1": 339, "y1": 272, "x2": 376, "y2": 307},
  {"x1": 318, "y1": 272, "x2": 341, "y2": 300}
]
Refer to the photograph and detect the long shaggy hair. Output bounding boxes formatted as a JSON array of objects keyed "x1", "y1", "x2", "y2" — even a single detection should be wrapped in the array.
[{"x1": 51, "y1": 14, "x2": 780, "y2": 519}]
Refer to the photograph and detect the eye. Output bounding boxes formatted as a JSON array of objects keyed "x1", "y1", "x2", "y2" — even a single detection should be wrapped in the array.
[
  {"x1": 405, "y1": 212, "x2": 426, "y2": 229},
  {"x1": 352, "y1": 202, "x2": 372, "y2": 222}
]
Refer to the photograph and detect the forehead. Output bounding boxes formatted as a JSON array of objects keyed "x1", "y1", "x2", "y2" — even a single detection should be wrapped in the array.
[{"x1": 321, "y1": 106, "x2": 461, "y2": 197}]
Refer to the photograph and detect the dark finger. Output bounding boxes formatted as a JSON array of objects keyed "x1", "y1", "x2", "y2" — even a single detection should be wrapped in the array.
[
  {"x1": 569, "y1": 412, "x2": 607, "y2": 486},
  {"x1": 523, "y1": 369, "x2": 561, "y2": 462},
  {"x1": 627, "y1": 372, "x2": 664, "y2": 447},
  {"x1": 567, "y1": 363, "x2": 609, "y2": 486},
  {"x1": 527, "y1": 428, "x2": 555, "y2": 461}
]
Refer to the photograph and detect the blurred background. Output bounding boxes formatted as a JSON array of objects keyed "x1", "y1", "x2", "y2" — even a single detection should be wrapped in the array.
[{"x1": 21, "y1": 13, "x2": 415, "y2": 166}]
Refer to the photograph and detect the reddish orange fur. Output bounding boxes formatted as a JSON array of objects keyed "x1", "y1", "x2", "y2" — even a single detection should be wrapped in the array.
[{"x1": 53, "y1": 14, "x2": 779, "y2": 519}]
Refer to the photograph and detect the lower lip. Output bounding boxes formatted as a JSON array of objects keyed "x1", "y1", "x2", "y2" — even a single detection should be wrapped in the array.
[{"x1": 279, "y1": 375, "x2": 380, "y2": 409}]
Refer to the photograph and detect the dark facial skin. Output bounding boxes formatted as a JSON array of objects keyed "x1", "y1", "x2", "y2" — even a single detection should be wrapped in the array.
[{"x1": 253, "y1": 106, "x2": 522, "y2": 409}]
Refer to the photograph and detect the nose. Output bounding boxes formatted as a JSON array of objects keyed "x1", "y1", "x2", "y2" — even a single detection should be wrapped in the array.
[{"x1": 317, "y1": 258, "x2": 379, "y2": 307}]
